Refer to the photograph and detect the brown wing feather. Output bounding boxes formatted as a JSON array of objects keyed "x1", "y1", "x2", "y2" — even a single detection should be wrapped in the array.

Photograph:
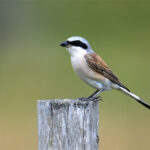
[{"x1": 85, "y1": 53, "x2": 130, "y2": 91}]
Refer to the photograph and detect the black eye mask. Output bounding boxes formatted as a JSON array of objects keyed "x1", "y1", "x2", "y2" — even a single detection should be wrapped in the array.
[{"x1": 67, "y1": 40, "x2": 88, "y2": 49}]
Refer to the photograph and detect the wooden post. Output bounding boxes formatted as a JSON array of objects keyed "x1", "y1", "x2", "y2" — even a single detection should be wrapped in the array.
[{"x1": 38, "y1": 99, "x2": 99, "y2": 150}]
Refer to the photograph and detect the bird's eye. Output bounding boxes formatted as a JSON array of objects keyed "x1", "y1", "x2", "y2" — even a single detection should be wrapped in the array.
[
  {"x1": 68, "y1": 40, "x2": 88, "y2": 49},
  {"x1": 74, "y1": 41, "x2": 80, "y2": 45}
]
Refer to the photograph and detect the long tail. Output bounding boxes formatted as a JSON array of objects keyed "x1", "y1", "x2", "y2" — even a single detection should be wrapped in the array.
[{"x1": 119, "y1": 87, "x2": 150, "y2": 110}]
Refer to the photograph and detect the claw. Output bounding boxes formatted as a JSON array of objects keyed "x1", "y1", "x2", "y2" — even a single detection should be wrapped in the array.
[
  {"x1": 79, "y1": 96, "x2": 102, "y2": 102},
  {"x1": 92, "y1": 96, "x2": 102, "y2": 102},
  {"x1": 97, "y1": 96, "x2": 103, "y2": 101},
  {"x1": 78, "y1": 97, "x2": 90, "y2": 101}
]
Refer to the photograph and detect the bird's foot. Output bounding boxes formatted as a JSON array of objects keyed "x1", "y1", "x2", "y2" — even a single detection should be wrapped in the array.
[{"x1": 79, "y1": 96, "x2": 102, "y2": 102}]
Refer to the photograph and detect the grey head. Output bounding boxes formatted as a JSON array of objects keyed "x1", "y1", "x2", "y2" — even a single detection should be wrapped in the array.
[{"x1": 60, "y1": 36, "x2": 94, "y2": 53}]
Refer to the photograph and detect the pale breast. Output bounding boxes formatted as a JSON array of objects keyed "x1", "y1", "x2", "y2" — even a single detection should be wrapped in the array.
[
  {"x1": 70, "y1": 53, "x2": 112, "y2": 90},
  {"x1": 71, "y1": 53, "x2": 93, "y2": 78}
]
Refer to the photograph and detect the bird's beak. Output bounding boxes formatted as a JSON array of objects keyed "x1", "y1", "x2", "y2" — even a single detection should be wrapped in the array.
[{"x1": 60, "y1": 41, "x2": 69, "y2": 47}]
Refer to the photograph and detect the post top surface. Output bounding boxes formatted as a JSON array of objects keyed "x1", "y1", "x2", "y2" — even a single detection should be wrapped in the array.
[{"x1": 38, "y1": 99, "x2": 98, "y2": 105}]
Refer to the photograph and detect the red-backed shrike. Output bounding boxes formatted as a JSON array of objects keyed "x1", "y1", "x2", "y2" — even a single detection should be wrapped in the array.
[{"x1": 60, "y1": 36, "x2": 150, "y2": 109}]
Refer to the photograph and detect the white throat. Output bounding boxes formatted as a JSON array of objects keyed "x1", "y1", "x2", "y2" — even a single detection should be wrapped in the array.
[{"x1": 67, "y1": 46, "x2": 87, "y2": 57}]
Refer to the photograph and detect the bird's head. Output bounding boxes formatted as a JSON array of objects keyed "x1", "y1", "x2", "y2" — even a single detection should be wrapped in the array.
[{"x1": 60, "y1": 36, "x2": 93, "y2": 56}]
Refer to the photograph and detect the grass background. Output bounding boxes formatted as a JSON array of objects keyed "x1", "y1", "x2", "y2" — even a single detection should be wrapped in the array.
[{"x1": 0, "y1": 1, "x2": 150, "y2": 150}]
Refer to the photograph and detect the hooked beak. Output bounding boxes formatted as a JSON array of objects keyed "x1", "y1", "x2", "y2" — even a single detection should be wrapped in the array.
[{"x1": 60, "y1": 41, "x2": 69, "y2": 47}]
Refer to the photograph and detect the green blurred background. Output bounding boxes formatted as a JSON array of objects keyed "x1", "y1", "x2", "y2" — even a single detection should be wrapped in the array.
[{"x1": 0, "y1": 1, "x2": 150, "y2": 150}]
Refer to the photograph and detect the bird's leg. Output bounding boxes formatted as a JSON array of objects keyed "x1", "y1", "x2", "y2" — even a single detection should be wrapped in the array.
[
  {"x1": 79, "y1": 88, "x2": 104, "y2": 101},
  {"x1": 88, "y1": 89, "x2": 100, "y2": 98},
  {"x1": 89, "y1": 88, "x2": 104, "y2": 99}
]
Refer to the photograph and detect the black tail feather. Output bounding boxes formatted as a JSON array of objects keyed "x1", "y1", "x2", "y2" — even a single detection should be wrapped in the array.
[{"x1": 119, "y1": 87, "x2": 150, "y2": 110}]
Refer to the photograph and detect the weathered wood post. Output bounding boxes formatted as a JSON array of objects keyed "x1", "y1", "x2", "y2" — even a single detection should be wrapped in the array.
[{"x1": 38, "y1": 99, "x2": 99, "y2": 150}]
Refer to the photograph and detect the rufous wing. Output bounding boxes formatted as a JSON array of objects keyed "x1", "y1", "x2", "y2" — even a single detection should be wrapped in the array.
[{"x1": 84, "y1": 53, "x2": 130, "y2": 91}]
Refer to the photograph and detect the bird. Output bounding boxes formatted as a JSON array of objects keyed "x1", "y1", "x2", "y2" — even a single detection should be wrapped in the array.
[{"x1": 60, "y1": 36, "x2": 150, "y2": 109}]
